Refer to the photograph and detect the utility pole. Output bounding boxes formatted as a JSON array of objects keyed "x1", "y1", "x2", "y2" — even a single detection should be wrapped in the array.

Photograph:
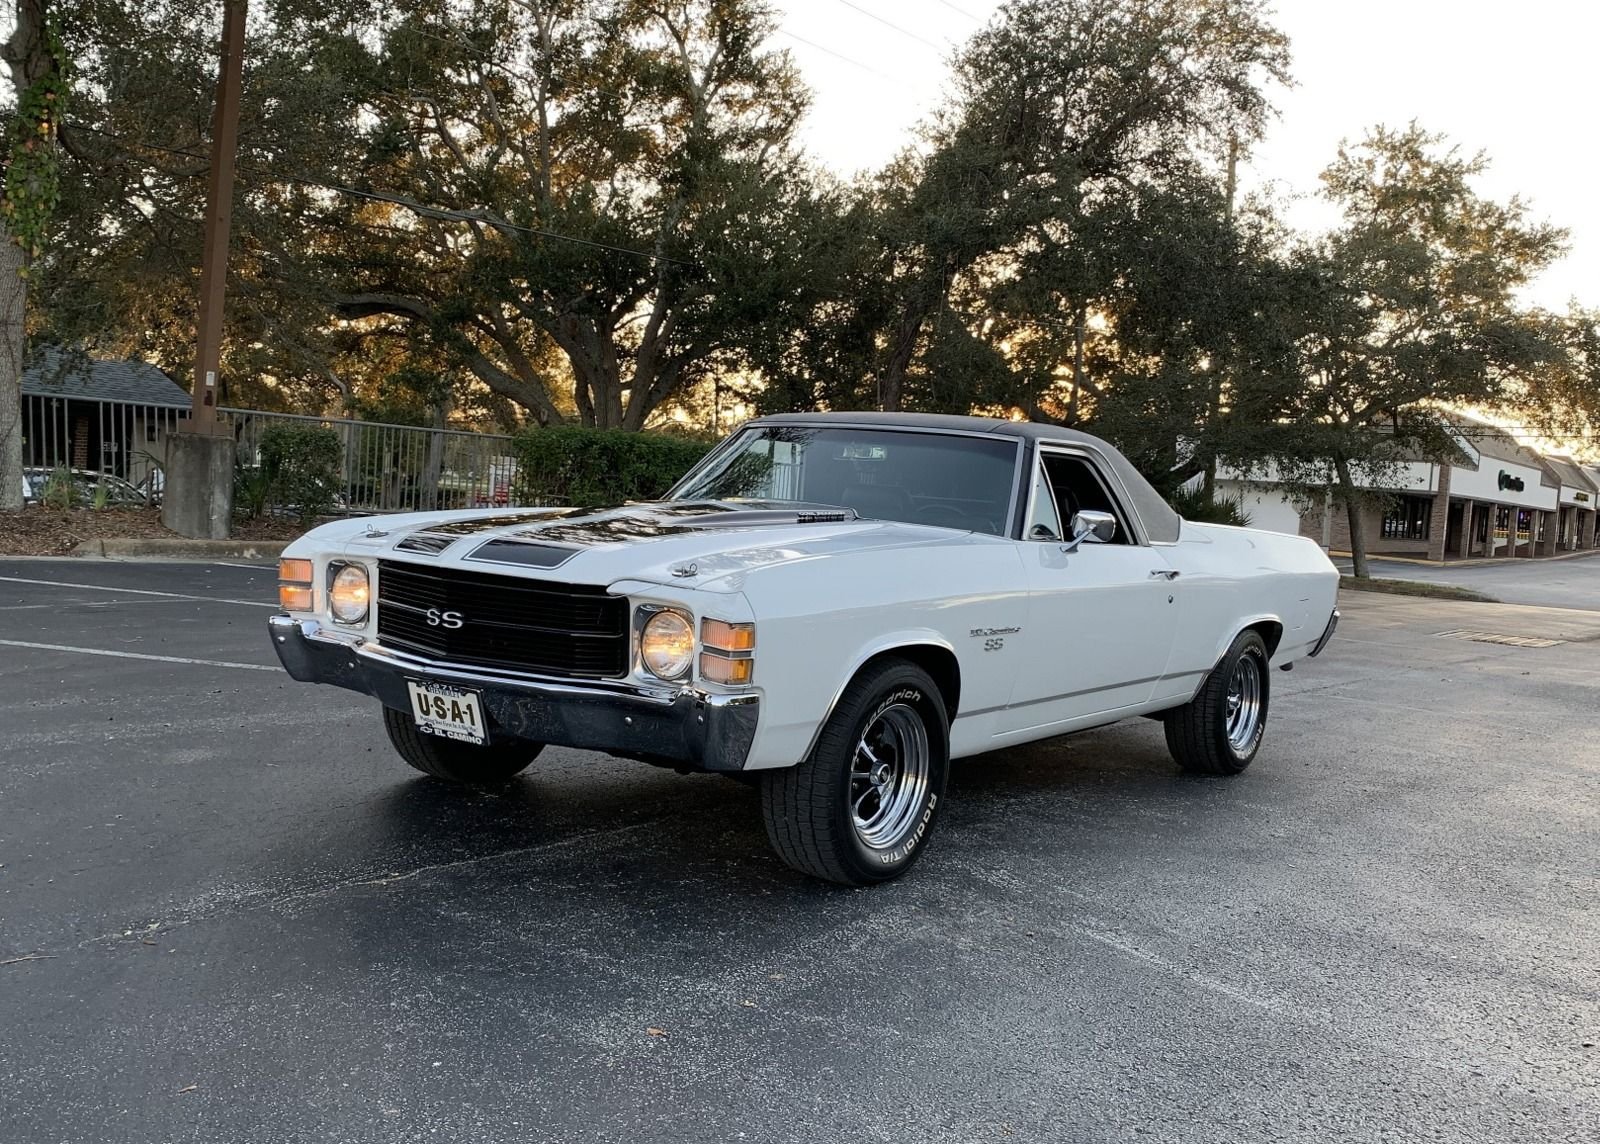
[
  {"x1": 191, "y1": 0, "x2": 246, "y2": 431},
  {"x1": 163, "y1": 0, "x2": 246, "y2": 538}
]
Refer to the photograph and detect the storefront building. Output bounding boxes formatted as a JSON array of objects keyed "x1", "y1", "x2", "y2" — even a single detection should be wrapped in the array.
[
  {"x1": 1213, "y1": 420, "x2": 1596, "y2": 563},
  {"x1": 1546, "y1": 457, "x2": 1599, "y2": 552}
]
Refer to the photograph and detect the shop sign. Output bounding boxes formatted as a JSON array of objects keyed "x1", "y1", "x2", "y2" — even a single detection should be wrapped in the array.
[
  {"x1": 1577, "y1": 491, "x2": 1591, "y2": 503},
  {"x1": 1498, "y1": 470, "x2": 1526, "y2": 493}
]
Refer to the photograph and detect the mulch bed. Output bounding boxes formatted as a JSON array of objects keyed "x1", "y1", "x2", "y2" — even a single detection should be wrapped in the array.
[{"x1": 0, "y1": 507, "x2": 313, "y2": 557}]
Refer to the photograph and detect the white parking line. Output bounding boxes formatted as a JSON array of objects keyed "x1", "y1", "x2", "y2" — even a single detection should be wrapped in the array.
[
  {"x1": 0, "y1": 574, "x2": 275, "y2": 608},
  {"x1": 0, "y1": 639, "x2": 280, "y2": 672},
  {"x1": 0, "y1": 600, "x2": 195, "y2": 611}
]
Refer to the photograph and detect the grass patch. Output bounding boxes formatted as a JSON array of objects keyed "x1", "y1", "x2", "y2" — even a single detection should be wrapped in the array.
[{"x1": 1340, "y1": 575, "x2": 1497, "y2": 603}]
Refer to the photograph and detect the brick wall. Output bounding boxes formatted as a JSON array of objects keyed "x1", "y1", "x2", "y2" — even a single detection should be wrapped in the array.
[
  {"x1": 71, "y1": 417, "x2": 89, "y2": 469},
  {"x1": 1426, "y1": 467, "x2": 1452, "y2": 562},
  {"x1": 1298, "y1": 497, "x2": 1434, "y2": 557}
]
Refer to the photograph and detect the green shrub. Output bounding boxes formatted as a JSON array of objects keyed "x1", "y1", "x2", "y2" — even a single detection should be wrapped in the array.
[
  {"x1": 259, "y1": 424, "x2": 342, "y2": 524},
  {"x1": 512, "y1": 426, "x2": 713, "y2": 507},
  {"x1": 1167, "y1": 486, "x2": 1253, "y2": 528}
]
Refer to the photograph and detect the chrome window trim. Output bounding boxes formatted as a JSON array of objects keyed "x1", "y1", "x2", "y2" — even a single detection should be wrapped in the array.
[
  {"x1": 1022, "y1": 441, "x2": 1150, "y2": 547},
  {"x1": 665, "y1": 422, "x2": 1026, "y2": 541}
]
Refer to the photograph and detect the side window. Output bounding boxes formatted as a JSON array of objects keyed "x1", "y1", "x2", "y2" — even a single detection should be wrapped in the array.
[
  {"x1": 1025, "y1": 463, "x2": 1063, "y2": 539},
  {"x1": 1041, "y1": 453, "x2": 1133, "y2": 545}
]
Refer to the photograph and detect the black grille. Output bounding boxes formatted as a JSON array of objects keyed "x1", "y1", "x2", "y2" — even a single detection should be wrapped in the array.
[{"x1": 376, "y1": 560, "x2": 628, "y2": 678}]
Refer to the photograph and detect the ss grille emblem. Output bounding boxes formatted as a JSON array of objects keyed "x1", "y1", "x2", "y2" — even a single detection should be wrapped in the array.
[{"x1": 425, "y1": 608, "x2": 464, "y2": 629}]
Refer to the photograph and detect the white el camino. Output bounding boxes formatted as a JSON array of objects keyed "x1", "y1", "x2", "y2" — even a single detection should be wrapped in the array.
[{"x1": 269, "y1": 413, "x2": 1340, "y2": 885}]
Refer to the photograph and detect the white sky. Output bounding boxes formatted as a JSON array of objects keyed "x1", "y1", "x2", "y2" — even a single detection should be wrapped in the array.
[{"x1": 774, "y1": 0, "x2": 1598, "y2": 311}]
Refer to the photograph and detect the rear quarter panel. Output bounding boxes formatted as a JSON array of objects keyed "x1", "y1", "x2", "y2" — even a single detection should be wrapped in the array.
[{"x1": 1152, "y1": 522, "x2": 1339, "y2": 706}]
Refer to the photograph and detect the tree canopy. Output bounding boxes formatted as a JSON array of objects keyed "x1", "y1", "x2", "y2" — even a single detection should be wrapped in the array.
[{"x1": 6, "y1": 0, "x2": 1598, "y2": 531}]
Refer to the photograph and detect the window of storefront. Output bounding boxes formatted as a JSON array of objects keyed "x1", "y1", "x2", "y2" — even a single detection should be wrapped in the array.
[{"x1": 1381, "y1": 494, "x2": 1432, "y2": 540}]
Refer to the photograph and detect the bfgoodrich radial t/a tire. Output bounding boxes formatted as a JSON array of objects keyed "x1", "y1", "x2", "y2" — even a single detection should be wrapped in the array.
[
  {"x1": 1164, "y1": 629, "x2": 1270, "y2": 776},
  {"x1": 760, "y1": 659, "x2": 950, "y2": 886},
  {"x1": 382, "y1": 706, "x2": 543, "y2": 784}
]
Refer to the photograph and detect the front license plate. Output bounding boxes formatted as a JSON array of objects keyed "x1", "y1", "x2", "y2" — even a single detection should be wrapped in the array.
[{"x1": 406, "y1": 681, "x2": 486, "y2": 745}]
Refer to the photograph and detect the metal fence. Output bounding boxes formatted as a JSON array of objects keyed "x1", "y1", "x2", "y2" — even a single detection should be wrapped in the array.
[
  {"x1": 19, "y1": 392, "x2": 183, "y2": 501},
  {"x1": 224, "y1": 408, "x2": 524, "y2": 515},
  {"x1": 18, "y1": 395, "x2": 527, "y2": 515}
]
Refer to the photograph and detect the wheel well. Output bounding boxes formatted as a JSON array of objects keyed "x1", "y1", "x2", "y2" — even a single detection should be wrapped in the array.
[
  {"x1": 1248, "y1": 620, "x2": 1284, "y2": 658},
  {"x1": 857, "y1": 644, "x2": 961, "y2": 719}
]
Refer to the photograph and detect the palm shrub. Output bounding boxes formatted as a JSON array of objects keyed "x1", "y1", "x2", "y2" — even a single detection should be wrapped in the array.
[{"x1": 1167, "y1": 487, "x2": 1253, "y2": 528}]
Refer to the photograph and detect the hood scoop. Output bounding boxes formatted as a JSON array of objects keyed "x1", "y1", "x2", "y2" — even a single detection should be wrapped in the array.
[
  {"x1": 466, "y1": 538, "x2": 582, "y2": 569},
  {"x1": 394, "y1": 530, "x2": 459, "y2": 556}
]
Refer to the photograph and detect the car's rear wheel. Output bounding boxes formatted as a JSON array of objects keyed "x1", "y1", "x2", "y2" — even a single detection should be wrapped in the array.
[
  {"x1": 760, "y1": 659, "x2": 949, "y2": 885},
  {"x1": 1164, "y1": 629, "x2": 1270, "y2": 775},
  {"x1": 381, "y1": 706, "x2": 542, "y2": 784}
]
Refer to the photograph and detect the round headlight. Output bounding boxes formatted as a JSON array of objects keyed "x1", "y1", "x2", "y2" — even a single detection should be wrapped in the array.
[
  {"x1": 640, "y1": 610, "x2": 694, "y2": 680},
  {"x1": 329, "y1": 563, "x2": 370, "y2": 624}
]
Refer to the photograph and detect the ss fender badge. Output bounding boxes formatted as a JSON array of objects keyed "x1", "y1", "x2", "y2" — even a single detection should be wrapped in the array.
[{"x1": 971, "y1": 625, "x2": 1020, "y2": 652}]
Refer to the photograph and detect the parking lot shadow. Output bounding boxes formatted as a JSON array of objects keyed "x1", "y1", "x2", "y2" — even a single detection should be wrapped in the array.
[{"x1": 342, "y1": 720, "x2": 1194, "y2": 900}]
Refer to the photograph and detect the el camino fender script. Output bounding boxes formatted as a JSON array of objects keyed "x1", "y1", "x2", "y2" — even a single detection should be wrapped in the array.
[{"x1": 971, "y1": 625, "x2": 1021, "y2": 652}]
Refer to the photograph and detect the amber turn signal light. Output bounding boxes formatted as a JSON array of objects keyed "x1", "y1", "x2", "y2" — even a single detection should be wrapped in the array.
[
  {"x1": 699, "y1": 653, "x2": 753, "y2": 686},
  {"x1": 278, "y1": 558, "x2": 314, "y2": 611},
  {"x1": 701, "y1": 618, "x2": 755, "y2": 652}
]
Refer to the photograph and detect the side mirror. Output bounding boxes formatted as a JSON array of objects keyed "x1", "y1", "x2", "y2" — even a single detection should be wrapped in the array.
[{"x1": 1062, "y1": 509, "x2": 1117, "y2": 552}]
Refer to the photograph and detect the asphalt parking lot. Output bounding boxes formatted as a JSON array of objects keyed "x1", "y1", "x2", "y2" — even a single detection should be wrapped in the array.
[
  {"x1": 1336, "y1": 552, "x2": 1600, "y2": 611},
  {"x1": 2, "y1": 559, "x2": 1597, "y2": 1143}
]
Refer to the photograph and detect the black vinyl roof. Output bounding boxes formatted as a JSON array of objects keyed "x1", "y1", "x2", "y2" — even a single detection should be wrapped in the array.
[{"x1": 747, "y1": 412, "x2": 1183, "y2": 543}]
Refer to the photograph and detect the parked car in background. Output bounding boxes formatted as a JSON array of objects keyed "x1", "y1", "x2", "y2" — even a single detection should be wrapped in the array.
[
  {"x1": 267, "y1": 413, "x2": 1341, "y2": 885},
  {"x1": 22, "y1": 467, "x2": 152, "y2": 508}
]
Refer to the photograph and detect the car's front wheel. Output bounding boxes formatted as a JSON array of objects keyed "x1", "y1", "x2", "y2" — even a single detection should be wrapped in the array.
[
  {"x1": 1164, "y1": 629, "x2": 1270, "y2": 775},
  {"x1": 760, "y1": 659, "x2": 950, "y2": 885},
  {"x1": 382, "y1": 706, "x2": 543, "y2": 784}
]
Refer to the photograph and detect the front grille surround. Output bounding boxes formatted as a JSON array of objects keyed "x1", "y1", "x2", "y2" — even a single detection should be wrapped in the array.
[{"x1": 376, "y1": 560, "x2": 629, "y2": 679}]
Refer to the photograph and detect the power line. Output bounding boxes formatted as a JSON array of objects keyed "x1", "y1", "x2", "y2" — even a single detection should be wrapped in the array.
[
  {"x1": 773, "y1": 28, "x2": 901, "y2": 82},
  {"x1": 933, "y1": 0, "x2": 984, "y2": 20},
  {"x1": 832, "y1": 0, "x2": 947, "y2": 53},
  {"x1": 67, "y1": 123, "x2": 696, "y2": 267}
]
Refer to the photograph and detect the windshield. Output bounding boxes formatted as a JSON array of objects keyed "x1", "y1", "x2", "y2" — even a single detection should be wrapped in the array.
[{"x1": 670, "y1": 426, "x2": 1020, "y2": 536}]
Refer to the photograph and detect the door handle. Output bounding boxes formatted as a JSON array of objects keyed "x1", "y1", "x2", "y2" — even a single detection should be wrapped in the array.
[{"x1": 1149, "y1": 569, "x2": 1180, "y2": 580}]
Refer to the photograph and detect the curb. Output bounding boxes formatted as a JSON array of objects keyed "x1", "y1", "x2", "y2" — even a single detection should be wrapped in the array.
[
  {"x1": 1332, "y1": 548, "x2": 1600, "y2": 568},
  {"x1": 72, "y1": 538, "x2": 289, "y2": 561}
]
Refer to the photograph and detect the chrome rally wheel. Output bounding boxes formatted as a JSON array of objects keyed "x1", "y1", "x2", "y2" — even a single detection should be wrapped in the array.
[
  {"x1": 1224, "y1": 652, "x2": 1264, "y2": 753},
  {"x1": 850, "y1": 702, "x2": 933, "y2": 850}
]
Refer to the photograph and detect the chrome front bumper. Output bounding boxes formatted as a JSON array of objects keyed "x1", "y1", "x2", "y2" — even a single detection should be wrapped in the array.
[{"x1": 267, "y1": 615, "x2": 759, "y2": 771}]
